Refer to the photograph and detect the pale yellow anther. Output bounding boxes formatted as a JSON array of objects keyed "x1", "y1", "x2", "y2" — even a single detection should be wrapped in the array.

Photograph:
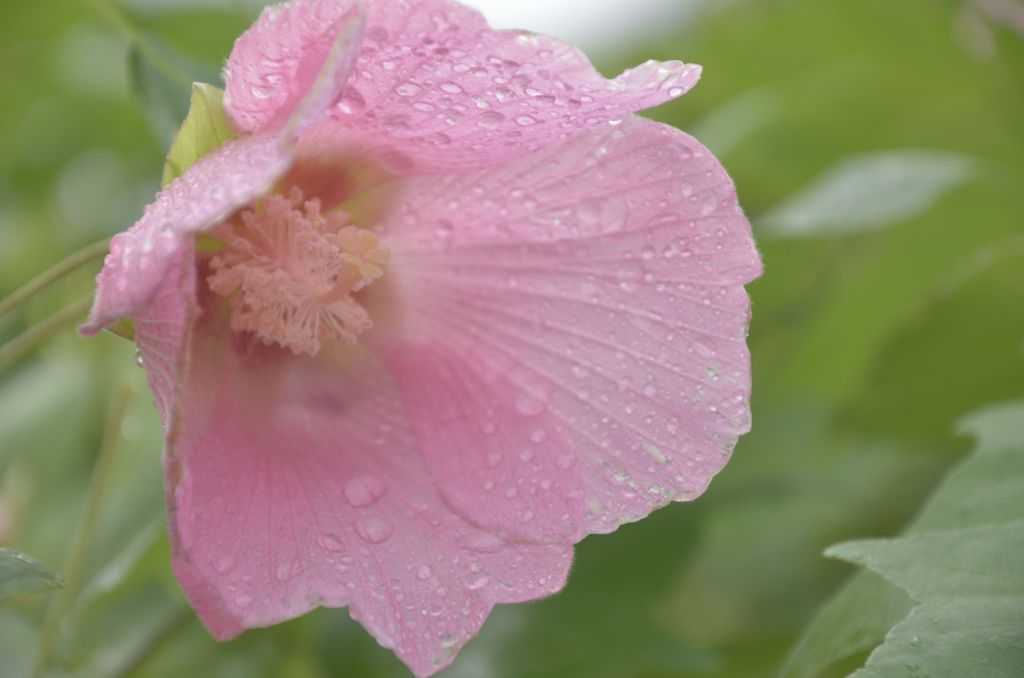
[{"x1": 337, "y1": 226, "x2": 391, "y2": 284}]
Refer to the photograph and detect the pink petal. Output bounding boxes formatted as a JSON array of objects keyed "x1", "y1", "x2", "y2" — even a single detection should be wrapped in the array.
[
  {"x1": 326, "y1": 0, "x2": 701, "y2": 172},
  {"x1": 81, "y1": 134, "x2": 291, "y2": 335},
  {"x1": 133, "y1": 247, "x2": 196, "y2": 426},
  {"x1": 81, "y1": 136, "x2": 291, "y2": 335},
  {"x1": 378, "y1": 117, "x2": 761, "y2": 542},
  {"x1": 164, "y1": 338, "x2": 572, "y2": 677},
  {"x1": 224, "y1": 0, "x2": 365, "y2": 135}
]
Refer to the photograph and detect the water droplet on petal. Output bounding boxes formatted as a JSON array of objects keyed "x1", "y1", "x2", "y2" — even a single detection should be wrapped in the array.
[
  {"x1": 417, "y1": 565, "x2": 433, "y2": 580},
  {"x1": 213, "y1": 555, "x2": 235, "y2": 574},
  {"x1": 275, "y1": 559, "x2": 302, "y2": 582},
  {"x1": 355, "y1": 516, "x2": 393, "y2": 544},
  {"x1": 318, "y1": 534, "x2": 346, "y2": 552},
  {"x1": 396, "y1": 82, "x2": 421, "y2": 97},
  {"x1": 478, "y1": 111, "x2": 505, "y2": 129},
  {"x1": 345, "y1": 475, "x2": 386, "y2": 507},
  {"x1": 463, "y1": 532, "x2": 504, "y2": 553},
  {"x1": 515, "y1": 390, "x2": 548, "y2": 417},
  {"x1": 250, "y1": 84, "x2": 273, "y2": 100}
]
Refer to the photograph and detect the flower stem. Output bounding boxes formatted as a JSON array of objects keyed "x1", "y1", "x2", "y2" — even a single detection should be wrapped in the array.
[
  {"x1": 32, "y1": 380, "x2": 135, "y2": 678},
  {"x1": 0, "y1": 297, "x2": 92, "y2": 373},
  {"x1": 0, "y1": 239, "x2": 108, "y2": 321}
]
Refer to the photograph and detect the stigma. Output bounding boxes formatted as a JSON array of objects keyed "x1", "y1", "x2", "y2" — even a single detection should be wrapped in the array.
[{"x1": 207, "y1": 187, "x2": 390, "y2": 356}]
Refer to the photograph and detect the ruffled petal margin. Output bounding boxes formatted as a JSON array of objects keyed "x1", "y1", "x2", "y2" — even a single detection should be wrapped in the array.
[{"x1": 379, "y1": 116, "x2": 762, "y2": 543}]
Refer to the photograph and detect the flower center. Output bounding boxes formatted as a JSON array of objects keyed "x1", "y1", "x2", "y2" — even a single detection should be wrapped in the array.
[{"x1": 207, "y1": 187, "x2": 389, "y2": 356}]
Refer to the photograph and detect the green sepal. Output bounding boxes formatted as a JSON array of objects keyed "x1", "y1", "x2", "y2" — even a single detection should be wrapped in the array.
[
  {"x1": 161, "y1": 83, "x2": 234, "y2": 187},
  {"x1": 105, "y1": 318, "x2": 137, "y2": 342}
]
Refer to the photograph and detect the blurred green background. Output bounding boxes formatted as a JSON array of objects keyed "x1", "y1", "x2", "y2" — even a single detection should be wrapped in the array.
[{"x1": 1, "y1": 0, "x2": 1022, "y2": 676}]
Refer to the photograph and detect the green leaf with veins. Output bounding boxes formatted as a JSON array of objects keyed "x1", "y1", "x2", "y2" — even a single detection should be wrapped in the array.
[{"x1": 786, "y1": 401, "x2": 1024, "y2": 677}]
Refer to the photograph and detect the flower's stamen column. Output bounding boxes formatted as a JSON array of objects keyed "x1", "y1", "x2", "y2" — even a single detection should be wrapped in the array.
[{"x1": 208, "y1": 188, "x2": 389, "y2": 356}]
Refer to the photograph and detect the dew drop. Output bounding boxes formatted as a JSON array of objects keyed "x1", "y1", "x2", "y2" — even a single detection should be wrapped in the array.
[
  {"x1": 250, "y1": 84, "x2": 273, "y2": 100},
  {"x1": 515, "y1": 114, "x2": 537, "y2": 126},
  {"x1": 345, "y1": 476, "x2": 386, "y2": 507},
  {"x1": 337, "y1": 87, "x2": 366, "y2": 115},
  {"x1": 213, "y1": 555, "x2": 236, "y2": 574},
  {"x1": 435, "y1": 219, "x2": 454, "y2": 239},
  {"x1": 318, "y1": 534, "x2": 346, "y2": 552},
  {"x1": 466, "y1": 575, "x2": 489, "y2": 590},
  {"x1": 396, "y1": 82, "x2": 421, "y2": 97},
  {"x1": 515, "y1": 391, "x2": 548, "y2": 417},
  {"x1": 275, "y1": 559, "x2": 301, "y2": 582},
  {"x1": 417, "y1": 565, "x2": 433, "y2": 580},
  {"x1": 478, "y1": 111, "x2": 505, "y2": 129},
  {"x1": 355, "y1": 516, "x2": 393, "y2": 544},
  {"x1": 463, "y1": 532, "x2": 504, "y2": 553},
  {"x1": 530, "y1": 428, "x2": 547, "y2": 443}
]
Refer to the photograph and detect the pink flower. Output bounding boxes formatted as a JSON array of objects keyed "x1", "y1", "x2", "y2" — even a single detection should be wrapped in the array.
[{"x1": 82, "y1": 0, "x2": 761, "y2": 675}]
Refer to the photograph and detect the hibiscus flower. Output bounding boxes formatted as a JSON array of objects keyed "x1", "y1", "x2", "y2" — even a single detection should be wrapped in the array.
[{"x1": 82, "y1": 0, "x2": 761, "y2": 674}]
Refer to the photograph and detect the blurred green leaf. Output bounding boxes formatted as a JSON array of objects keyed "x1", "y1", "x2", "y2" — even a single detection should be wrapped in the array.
[
  {"x1": 759, "y1": 150, "x2": 976, "y2": 237},
  {"x1": 0, "y1": 608, "x2": 36, "y2": 678},
  {"x1": 790, "y1": 400, "x2": 1024, "y2": 677},
  {"x1": 842, "y1": 240, "x2": 1024, "y2": 443},
  {"x1": 128, "y1": 36, "x2": 220, "y2": 150},
  {"x1": 161, "y1": 82, "x2": 232, "y2": 186},
  {"x1": 0, "y1": 547, "x2": 63, "y2": 598}
]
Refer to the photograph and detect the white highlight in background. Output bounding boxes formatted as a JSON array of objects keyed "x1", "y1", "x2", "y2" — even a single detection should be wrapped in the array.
[{"x1": 460, "y1": 0, "x2": 698, "y2": 56}]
